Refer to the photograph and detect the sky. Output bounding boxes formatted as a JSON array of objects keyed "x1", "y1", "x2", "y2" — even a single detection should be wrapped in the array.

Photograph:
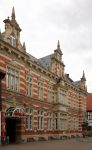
[{"x1": 0, "y1": 0, "x2": 92, "y2": 92}]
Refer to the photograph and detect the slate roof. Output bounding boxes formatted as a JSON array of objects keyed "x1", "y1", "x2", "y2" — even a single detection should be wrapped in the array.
[
  {"x1": 26, "y1": 53, "x2": 49, "y2": 69},
  {"x1": 65, "y1": 74, "x2": 80, "y2": 87},
  {"x1": 73, "y1": 81, "x2": 80, "y2": 86},
  {"x1": 38, "y1": 54, "x2": 53, "y2": 69},
  {"x1": 27, "y1": 52, "x2": 81, "y2": 89}
]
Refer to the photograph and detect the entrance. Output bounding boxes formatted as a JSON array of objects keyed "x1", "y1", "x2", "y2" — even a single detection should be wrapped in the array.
[
  {"x1": 5, "y1": 118, "x2": 16, "y2": 143},
  {"x1": 5, "y1": 107, "x2": 26, "y2": 143}
]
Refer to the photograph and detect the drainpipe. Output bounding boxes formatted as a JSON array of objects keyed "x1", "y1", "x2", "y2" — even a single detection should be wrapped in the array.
[{"x1": 0, "y1": 71, "x2": 5, "y2": 145}]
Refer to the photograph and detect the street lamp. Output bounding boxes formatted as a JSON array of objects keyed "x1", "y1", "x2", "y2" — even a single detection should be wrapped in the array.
[{"x1": 0, "y1": 70, "x2": 5, "y2": 145}]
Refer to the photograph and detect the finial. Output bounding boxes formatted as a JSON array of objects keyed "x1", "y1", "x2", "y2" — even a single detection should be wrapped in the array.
[
  {"x1": 81, "y1": 70, "x2": 86, "y2": 81},
  {"x1": 23, "y1": 42, "x2": 26, "y2": 51},
  {"x1": 11, "y1": 7, "x2": 16, "y2": 20},
  {"x1": 57, "y1": 40, "x2": 60, "y2": 50}
]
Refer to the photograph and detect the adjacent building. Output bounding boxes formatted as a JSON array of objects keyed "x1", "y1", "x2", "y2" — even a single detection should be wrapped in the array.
[
  {"x1": 87, "y1": 93, "x2": 92, "y2": 128},
  {"x1": 0, "y1": 7, "x2": 87, "y2": 143}
]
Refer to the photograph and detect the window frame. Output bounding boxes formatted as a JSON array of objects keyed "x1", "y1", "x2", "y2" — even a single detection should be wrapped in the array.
[
  {"x1": 26, "y1": 75, "x2": 33, "y2": 97},
  {"x1": 26, "y1": 107, "x2": 33, "y2": 130},
  {"x1": 47, "y1": 112, "x2": 53, "y2": 130},
  {"x1": 10, "y1": 35, "x2": 16, "y2": 47},
  {"x1": 6, "y1": 66, "x2": 19, "y2": 92},
  {"x1": 37, "y1": 110, "x2": 44, "y2": 130},
  {"x1": 38, "y1": 80, "x2": 43, "y2": 100}
]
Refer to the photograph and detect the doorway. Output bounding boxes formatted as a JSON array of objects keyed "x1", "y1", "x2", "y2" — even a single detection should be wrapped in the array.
[{"x1": 5, "y1": 118, "x2": 16, "y2": 143}]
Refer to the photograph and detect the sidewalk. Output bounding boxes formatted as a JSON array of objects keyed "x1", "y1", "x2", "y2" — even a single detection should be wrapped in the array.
[{"x1": 1, "y1": 139, "x2": 92, "y2": 150}]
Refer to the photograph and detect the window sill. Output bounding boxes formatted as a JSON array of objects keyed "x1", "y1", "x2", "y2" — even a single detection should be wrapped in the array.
[{"x1": 26, "y1": 129, "x2": 33, "y2": 131}]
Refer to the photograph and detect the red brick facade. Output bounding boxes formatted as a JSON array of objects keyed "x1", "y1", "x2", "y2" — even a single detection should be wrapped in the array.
[{"x1": 0, "y1": 7, "x2": 87, "y2": 143}]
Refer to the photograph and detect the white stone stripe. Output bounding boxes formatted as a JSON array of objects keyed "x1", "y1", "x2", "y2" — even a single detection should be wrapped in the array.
[
  {"x1": 33, "y1": 93, "x2": 38, "y2": 96},
  {"x1": 0, "y1": 60, "x2": 5, "y2": 64},
  {"x1": 41, "y1": 76, "x2": 49, "y2": 81},
  {"x1": 2, "y1": 96, "x2": 6, "y2": 99},
  {"x1": 20, "y1": 70, "x2": 25, "y2": 73},
  {"x1": 20, "y1": 81, "x2": 25, "y2": 85},
  {"x1": 0, "y1": 53, "x2": 11, "y2": 60},
  {"x1": 15, "y1": 62, "x2": 25, "y2": 67},
  {"x1": 30, "y1": 71, "x2": 40, "y2": 77},
  {"x1": 33, "y1": 105, "x2": 40, "y2": 108},
  {"x1": 2, "y1": 80, "x2": 6, "y2": 84},
  {"x1": 20, "y1": 87, "x2": 25, "y2": 91}
]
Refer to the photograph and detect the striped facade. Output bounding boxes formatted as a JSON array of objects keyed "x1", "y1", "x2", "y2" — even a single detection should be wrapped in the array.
[{"x1": 0, "y1": 8, "x2": 87, "y2": 143}]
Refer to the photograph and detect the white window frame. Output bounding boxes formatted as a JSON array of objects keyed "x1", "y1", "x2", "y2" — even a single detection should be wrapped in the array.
[
  {"x1": 47, "y1": 112, "x2": 53, "y2": 130},
  {"x1": 38, "y1": 81, "x2": 43, "y2": 100},
  {"x1": 60, "y1": 92, "x2": 67, "y2": 105},
  {"x1": 59, "y1": 113, "x2": 68, "y2": 130},
  {"x1": 54, "y1": 113, "x2": 58, "y2": 130},
  {"x1": 26, "y1": 107, "x2": 33, "y2": 130},
  {"x1": 6, "y1": 66, "x2": 19, "y2": 92},
  {"x1": 37, "y1": 110, "x2": 44, "y2": 130},
  {"x1": 48, "y1": 84, "x2": 53, "y2": 102},
  {"x1": 10, "y1": 35, "x2": 16, "y2": 47},
  {"x1": 26, "y1": 75, "x2": 33, "y2": 97}
]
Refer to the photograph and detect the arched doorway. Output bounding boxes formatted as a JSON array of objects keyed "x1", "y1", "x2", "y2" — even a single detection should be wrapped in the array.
[{"x1": 5, "y1": 107, "x2": 26, "y2": 143}]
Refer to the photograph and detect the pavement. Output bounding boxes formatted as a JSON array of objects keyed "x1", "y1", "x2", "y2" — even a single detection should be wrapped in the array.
[{"x1": 1, "y1": 139, "x2": 92, "y2": 150}]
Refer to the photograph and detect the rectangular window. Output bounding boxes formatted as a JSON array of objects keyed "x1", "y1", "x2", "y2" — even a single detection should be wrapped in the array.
[
  {"x1": 54, "y1": 113, "x2": 58, "y2": 130},
  {"x1": 10, "y1": 36, "x2": 16, "y2": 47},
  {"x1": 47, "y1": 112, "x2": 53, "y2": 130},
  {"x1": 26, "y1": 108, "x2": 33, "y2": 130},
  {"x1": 60, "y1": 113, "x2": 68, "y2": 130},
  {"x1": 48, "y1": 85, "x2": 53, "y2": 102},
  {"x1": 88, "y1": 112, "x2": 92, "y2": 120},
  {"x1": 6, "y1": 66, "x2": 19, "y2": 91},
  {"x1": 38, "y1": 81, "x2": 43, "y2": 100},
  {"x1": 60, "y1": 93, "x2": 67, "y2": 105},
  {"x1": 26, "y1": 75, "x2": 33, "y2": 96},
  {"x1": 37, "y1": 110, "x2": 44, "y2": 130}
]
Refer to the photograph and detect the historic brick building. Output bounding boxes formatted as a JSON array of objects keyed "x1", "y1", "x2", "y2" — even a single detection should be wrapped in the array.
[{"x1": 0, "y1": 7, "x2": 87, "y2": 143}]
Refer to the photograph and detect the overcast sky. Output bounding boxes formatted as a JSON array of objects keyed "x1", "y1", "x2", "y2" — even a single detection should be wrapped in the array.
[{"x1": 0, "y1": 0, "x2": 92, "y2": 92}]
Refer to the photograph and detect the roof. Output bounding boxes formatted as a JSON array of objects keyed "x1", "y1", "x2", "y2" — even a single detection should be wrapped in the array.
[
  {"x1": 38, "y1": 54, "x2": 53, "y2": 69},
  {"x1": 65, "y1": 74, "x2": 81, "y2": 88},
  {"x1": 26, "y1": 53, "x2": 48, "y2": 69},
  {"x1": 73, "y1": 81, "x2": 80, "y2": 86},
  {"x1": 87, "y1": 93, "x2": 92, "y2": 111}
]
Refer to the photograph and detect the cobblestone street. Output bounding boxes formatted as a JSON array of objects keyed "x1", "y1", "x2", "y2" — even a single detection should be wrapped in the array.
[{"x1": 1, "y1": 139, "x2": 92, "y2": 150}]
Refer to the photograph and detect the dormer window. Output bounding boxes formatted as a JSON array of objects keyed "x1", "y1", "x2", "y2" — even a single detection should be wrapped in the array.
[
  {"x1": 57, "y1": 54, "x2": 61, "y2": 61},
  {"x1": 10, "y1": 36, "x2": 16, "y2": 47}
]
